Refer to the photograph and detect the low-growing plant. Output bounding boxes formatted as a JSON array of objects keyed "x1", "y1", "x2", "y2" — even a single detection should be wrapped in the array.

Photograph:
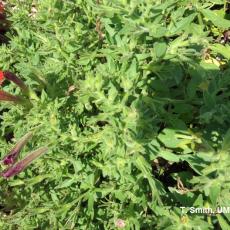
[{"x1": 0, "y1": 0, "x2": 229, "y2": 229}]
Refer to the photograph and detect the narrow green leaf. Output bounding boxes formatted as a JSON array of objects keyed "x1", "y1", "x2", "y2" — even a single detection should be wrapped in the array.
[
  {"x1": 168, "y1": 13, "x2": 197, "y2": 35},
  {"x1": 201, "y1": 9, "x2": 230, "y2": 29},
  {"x1": 217, "y1": 214, "x2": 230, "y2": 230}
]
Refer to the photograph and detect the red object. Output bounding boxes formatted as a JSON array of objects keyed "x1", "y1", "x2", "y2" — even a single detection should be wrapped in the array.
[
  {"x1": 3, "y1": 71, "x2": 28, "y2": 92},
  {"x1": 0, "y1": 2, "x2": 4, "y2": 14},
  {"x1": 1, "y1": 147, "x2": 48, "y2": 178},
  {"x1": 0, "y1": 2, "x2": 6, "y2": 27},
  {"x1": 0, "y1": 70, "x2": 5, "y2": 85},
  {"x1": 0, "y1": 90, "x2": 22, "y2": 102},
  {"x1": 2, "y1": 132, "x2": 33, "y2": 165}
]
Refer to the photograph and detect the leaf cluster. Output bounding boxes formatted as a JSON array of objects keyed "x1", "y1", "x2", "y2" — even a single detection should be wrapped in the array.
[{"x1": 0, "y1": 0, "x2": 230, "y2": 229}]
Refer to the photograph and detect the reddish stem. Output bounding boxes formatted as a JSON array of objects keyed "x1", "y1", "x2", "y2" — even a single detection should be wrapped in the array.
[
  {"x1": 0, "y1": 90, "x2": 24, "y2": 103},
  {"x1": 3, "y1": 71, "x2": 29, "y2": 93}
]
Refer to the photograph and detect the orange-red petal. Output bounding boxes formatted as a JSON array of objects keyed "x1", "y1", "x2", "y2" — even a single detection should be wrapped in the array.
[{"x1": 0, "y1": 71, "x2": 5, "y2": 85}]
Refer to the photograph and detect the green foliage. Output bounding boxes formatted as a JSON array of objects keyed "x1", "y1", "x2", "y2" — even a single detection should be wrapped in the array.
[{"x1": 0, "y1": 0, "x2": 229, "y2": 229}]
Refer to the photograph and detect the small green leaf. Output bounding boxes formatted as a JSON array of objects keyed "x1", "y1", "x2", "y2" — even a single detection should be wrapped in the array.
[
  {"x1": 168, "y1": 13, "x2": 197, "y2": 35},
  {"x1": 159, "y1": 150, "x2": 180, "y2": 162},
  {"x1": 221, "y1": 129, "x2": 230, "y2": 152},
  {"x1": 211, "y1": 44, "x2": 230, "y2": 60},
  {"x1": 201, "y1": 9, "x2": 230, "y2": 29},
  {"x1": 193, "y1": 194, "x2": 203, "y2": 207},
  {"x1": 154, "y1": 42, "x2": 167, "y2": 58},
  {"x1": 158, "y1": 129, "x2": 181, "y2": 148},
  {"x1": 217, "y1": 214, "x2": 230, "y2": 230},
  {"x1": 209, "y1": 185, "x2": 221, "y2": 205}
]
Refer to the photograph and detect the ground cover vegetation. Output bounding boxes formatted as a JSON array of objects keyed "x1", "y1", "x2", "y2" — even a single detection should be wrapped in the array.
[{"x1": 0, "y1": 0, "x2": 230, "y2": 229}]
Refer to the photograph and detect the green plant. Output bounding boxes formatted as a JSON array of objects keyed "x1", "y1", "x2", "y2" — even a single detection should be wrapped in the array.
[{"x1": 0, "y1": 0, "x2": 229, "y2": 229}]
